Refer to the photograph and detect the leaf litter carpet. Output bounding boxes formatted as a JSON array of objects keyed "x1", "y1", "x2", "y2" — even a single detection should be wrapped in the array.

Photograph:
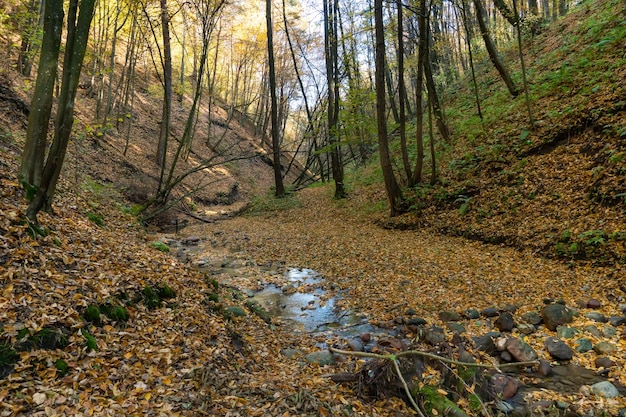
[{"x1": 1, "y1": 163, "x2": 625, "y2": 415}]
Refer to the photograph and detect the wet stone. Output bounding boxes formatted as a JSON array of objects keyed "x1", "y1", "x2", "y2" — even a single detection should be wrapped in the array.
[
  {"x1": 500, "y1": 351, "x2": 513, "y2": 362},
  {"x1": 405, "y1": 308, "x2": 417, "y2": 316},
  {"x1": 585, "y1": 312, "x2": 608, "y2": 323},
  {"x1": 575, "y1": 338, "x2": 593, "y2": 353},
  {"x1": 347, "y1": 339, "x2": 364, "y2": 352},
  {"x1": 603, "y1": 326, "x2": 617, "y2": 337},
  {"x1": 594, "y1": 341, "x2": 616, "y2": 354},
  {"x1": 538, "y1": 359, "x2": 552, "y2": 376},
  {"x1": 544, "y1": 337, "x2": 573, "y2": 361},
  {"x1": 490, "y1": 374, "x2": 520, "y2": 399},
  {"x1": 360, "y1": 332, "x2": 371, "y2": 343},
  {"x1": 556, "y1": 326, "x2": 580, "y2": 339},
  {"x1": 609, "y1": 316, "x2": 626, "y2": 326},
  {"x1": 521, "y1": 311, "x2": 542, "y2": 325}
]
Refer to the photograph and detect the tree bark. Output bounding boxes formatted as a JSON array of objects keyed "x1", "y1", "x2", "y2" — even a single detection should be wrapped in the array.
[
  {"x1": 27, "y1": 0, "x2": 96, "y2": 220},
  {"x1": 473, "y1": 0, "x2": 519, "y2": 97},
  {"x1": 20, "y1": 0, "x2": 64, "y2": 190},
  {"x1": 375, "y1": 0, "x2": 404, "y2": 216},
  {"x1": 267, "y1": 0, "x2": 285, "y2": 197}
]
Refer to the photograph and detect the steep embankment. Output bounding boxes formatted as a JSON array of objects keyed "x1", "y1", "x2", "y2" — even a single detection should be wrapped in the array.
[{"x1": 384, "y1": 0, "x2": 625, "y2": 265}]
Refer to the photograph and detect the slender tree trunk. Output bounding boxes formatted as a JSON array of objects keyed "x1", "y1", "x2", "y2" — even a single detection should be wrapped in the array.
[
  {"x1": 461, "y1": 0, "x2": 484, "y2": 122},
  {"x1": 412, "y1": 0, "x2": 427, "y2": 185},
  {"x1": 397, "y1": 0, "x2": 412, "y2": 186},
  {"x1": 156, "y1": 0, "x2": 172, "y2": 194},
  {"x1": 324, "y1": 0, "x2": 345, "y2": 198},
  {"x1": 512, "y1": 0, "x2": 535, "y2": 129},
  {"x1": 375, "y1": 0, "x2": 404, "y2": 216},
  {"x1": 20, "y1": 0, "x2": 64, "y2": 190},
  {"x1": 267, "y1": 0, "x2": 285, "y2": 197},
  {"x1": 473, "y1": 0, "x2": 519, "y2": 96}
]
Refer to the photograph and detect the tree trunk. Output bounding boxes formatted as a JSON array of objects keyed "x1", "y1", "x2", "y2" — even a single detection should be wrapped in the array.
[
  {"x1": 412, "y1": 0, "x2": 427, "y2": 185},
  {"x1": 156, "y1": 0, "x2": 173, "y2": 194},
  {"x1": 473, "y1": 0, "x2": 519, "y2": 97},
  {"x1": 267, "y1": 0, "x2": 285, "y2": 197},
  {"x1": 375, "y1": 0, "x2": 404, "y2": 216},
  {"x1": 324, "y1": 0, "x2": 345, "y2": 199},
  {"x1": 27, "y1": 0, "x2": 96, "y2": 220},
  {"x1": 20, "y1": 0, "x2": 64, "y2": 190},
  {"x1": 397, "y1": 0, "x2": 412, "y2": 186}
]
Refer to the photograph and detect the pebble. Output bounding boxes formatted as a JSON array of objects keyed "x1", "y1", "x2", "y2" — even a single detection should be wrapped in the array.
[
  {"x1": 587, "y1": 298, "x2": 602, "y2": 309},
  {"x1": 544, "y1": 337, "x2": 573, "y2": 360},
  {"x1": 495, "y1": 311, "x2": 516, "y2": 332},
  {"x1": 584, "y1": 312, "x2": 607, "y2": 323},
  {"x1": 506, "y1": 337, "x2": 538, "y2": 362},
  {"x1": 593, "y1": 341, "x2": 616, "y2": 354},
  {"x1": 521, "y1": 311, "x2": 542, "y2": 325},
  {"x1": 538, "y1": 359, "x2": 552, "y2": 376},
  {"x1": 556, "y1": 326, "x2": 579, "y2": 338},
  {"x1": 591, "y1": 381, "x2": 620, "y2": 398},
  {"x1": 347, "y1": 339, "x2": 364, "y2": 352},
  {"x1": 518, "y1": 323, "x2": 536, "y2": 335},
  {"x1": 609, "y1": 316, "x2": 626, "y2": 326},
  {"x1": 481, "y1": 307, "x2": 499, "y2": 317},
  {"x1": 594, "y1": 357, "x2": 616, "y2": 368},
  {"x1": 305, "y1": 350, "x2": 335, "y2": 365},
  {"x1": 406, "y1": 317, "x2": 427, "y2": 326},
  {"x1": 465, "y1": 308, "x2": 480, "y2": 319},
  {"x1": 583, "y1": 325, "x2": 603, "y2": 337},
  {"x1": 360, "y1": 332, "x2": 371, "y2": 343},
  {"x1": 439, "y1": 310, "x2": 463, "y2": 322},
  {"x1": 542, "y1": 304, "x2": 574, "y2": 331},
  {"x1": 575, "y1": 338, "x2": 593, "y2": 353}
]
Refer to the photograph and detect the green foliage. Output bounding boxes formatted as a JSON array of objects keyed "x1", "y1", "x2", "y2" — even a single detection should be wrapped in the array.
[
  {"x1": 0, "y1": 343, "x2": 18, "y2": 378},
  {"x1": 54, "y1": 359, "x2": 69, "y2": 376},
  {"x1": 83, "y1": 305, "x2": 102, "y2": 324},
  {"x1": 19, "y1": 327, "x2": 69, "y2": 351},
  {"x1": 208, "y1": 278, "x2": 219, "y2": 290},
  {"x1": 142, "y1": 286, "x2": 161, "y2": 310},
  {"x1": 100, "y1": 303, "x2": 129, "y2": 322},
  {"x1": 157, "y1": 284, "x2": 176, "y2": 299},
  {"x1": 82, "y1": 330, "x2": 98, "y2": 352},
  {"x1": 206, "y1": 292, "x2": 219, "y2": 302},
  {"x1": 150, "y1": 241, "x2": 170, "y2": 252},
  {"x1": 245, "y1": 189, "x2": 301, "y2": 215},
  {"x1": 86, "y1": 211, "x2": 104, "y2": 227}
]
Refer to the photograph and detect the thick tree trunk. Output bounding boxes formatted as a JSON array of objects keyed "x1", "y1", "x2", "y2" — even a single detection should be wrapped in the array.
[{"x1": 27, "y1": 0, "x2": 96, "y2": 220}]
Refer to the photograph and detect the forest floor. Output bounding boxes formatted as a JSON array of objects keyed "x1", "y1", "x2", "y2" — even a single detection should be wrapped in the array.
[{"x1": 2, "y1": 140, "x2": 625, "y2": 415}]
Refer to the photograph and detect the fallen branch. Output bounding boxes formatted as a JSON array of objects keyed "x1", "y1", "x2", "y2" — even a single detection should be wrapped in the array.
[{"x1": 328, "y1": 346, "x2": 539, "y2": 369}]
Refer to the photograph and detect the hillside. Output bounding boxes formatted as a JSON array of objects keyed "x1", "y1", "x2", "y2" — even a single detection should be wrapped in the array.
[{"x1": 379, "y1": 0, "x2": 626, "y2": 265}]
